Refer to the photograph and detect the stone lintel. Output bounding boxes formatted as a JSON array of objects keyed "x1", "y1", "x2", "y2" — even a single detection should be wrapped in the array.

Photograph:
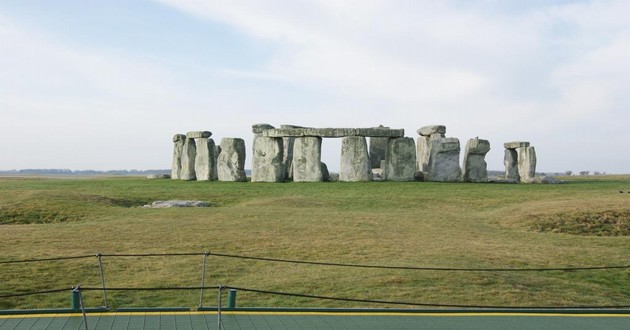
[
  {"x1": 417, "y1": 125, "x2": 446, "y2": 136},
  {"x1": 504, "y1": 141, "x2": 530, "y2": 149},
  {"x1": 186, "y1": 131, "x2": 212, "y2": 139},
  {"x1": 252, "y1": 123, "x2": 275, "y2": 134},
  {"x1": 262, "y1": 127, "x2": 404, "y2": 138}
]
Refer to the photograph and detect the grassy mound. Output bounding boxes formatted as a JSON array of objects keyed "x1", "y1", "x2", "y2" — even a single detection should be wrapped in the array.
[{"x1": 529, "y1": 210, "x2": 630, "y2": 236}]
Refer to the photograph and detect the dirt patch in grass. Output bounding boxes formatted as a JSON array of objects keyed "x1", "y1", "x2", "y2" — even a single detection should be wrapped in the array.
[
  {"x1": 77, "y1": 194, "x2": 147, "y2": 207},
  {"x1": 528, "y1": 210, "x2": 630, "y2": 236}
]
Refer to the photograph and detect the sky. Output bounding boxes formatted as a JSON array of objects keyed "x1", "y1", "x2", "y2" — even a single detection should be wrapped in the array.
[{"x1": 1, "y1": 0, "x2": 629, "y2": 174}]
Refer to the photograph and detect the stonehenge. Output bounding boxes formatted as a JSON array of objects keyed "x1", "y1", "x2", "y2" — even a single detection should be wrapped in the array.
[
  {"x1": 340, "y1": 136, "x2": 372, "y2": 182},
  {"x1": 171, "y1": 134, "x2": 186, "y2": 180},
  {"x1": 504, "y1": 142, "x2": 537, "y2": 183},
  {"x1": 170, "y1": 124, "x2": 538, "y2": 184},
  {"x1": 217, "y1": 138, "x2": 247, "y2": 182},
  {"x1": 251, "y1": 129, "x2": 285, "y2": 182},
  {"x1": 463, "y1": 138, "x2": 491, "y2": 182}
]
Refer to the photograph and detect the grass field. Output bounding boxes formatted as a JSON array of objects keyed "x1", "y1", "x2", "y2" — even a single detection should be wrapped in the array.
[{"x1": 1, "y1": 175, "x2": 629, "y2": 310}]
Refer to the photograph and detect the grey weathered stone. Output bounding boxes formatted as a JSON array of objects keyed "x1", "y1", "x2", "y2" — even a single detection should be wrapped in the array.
[
  {"x1": 186, "y1": 131, "x2": 212, "y2": 139},
  {"x1": 417, "y1": 125, "x2": 446, "y2": 137},
  {"x1": 369, "y1": 126, "x2": 389, "y2": 169},
  {"x1": 195, "y1": 138, "x2": 218, "y2": 181},
  {"x1": 180, "y1": 138, "x2": 197, "y2": 181},
  {"x1": 369, "y1": 136, "x2": 389, "y2": 169},
  {"x1": 280, "y1": 125, "x2": 306, "y2": 180},
  {"x1": 504, "y1": 141, "x2": 530, "y2": 149},
  {"x1": 517, "y1": 146, "x2": 537, "y2": 183},
  {"x1": 321, "y1": 162, "x2": 331, "y2": 182},
  {"x1": 251, "y1": 136, "x2": 285, "y2": 182},
  {"x1": 339, "y1": 136, "x2": 372, "y2": 182},
  {"x1": 292, "y1": 137, "x2": 323, "y2": 182},
  {"x1": 462, "y1": 138, "x2": 490, "y2": 182},
  {"x1": 262, "y1": 127, "x2": 404, "y2": 138},
  {"x1": 504, "y1": 149, "x2": 519, "y2": 181},
  {"x1": 426, "y1": 137, "x2": 461, "y2": 182},
  {"x1": 217, "y1": 138, "x2": 247, "y2": 182},
  {"x1": 384, "y1": 137, "x2": 417, "y2": 181},
  {"x1": 143, "y1": 200, "x2": 208, "y2": 208},
  {"x1": 416, "y1": 133, "x2": 445, "y2": 174},
  {"x1": 252, "y1": 123, "x2": 275, "y2": 135},
  {"x1": 171, "y1": 134, "x2": 186, "y2": 180}
]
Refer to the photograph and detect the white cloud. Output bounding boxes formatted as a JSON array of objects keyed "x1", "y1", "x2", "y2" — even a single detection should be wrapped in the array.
[{"x1": 2, "y1": 1, "x2": 630, "y2": 172}]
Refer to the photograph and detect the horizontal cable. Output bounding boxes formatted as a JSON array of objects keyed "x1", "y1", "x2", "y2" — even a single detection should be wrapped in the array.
[
  {"x1": 226, "y1": 285, "x2": 630, "y2": 310},
  {"x1": 79, "y1": 286, "x2": 220, "y2": 292},
  {"x1": 2, "y1": 252, "x2": 629, "y2": 272},
  {"x1": 98, "y1": 253, "x2": 204, "y2": 258},
  {"x1": 0, "y1": 255, "x2": 95, "y2": 264},
  {"x1": 204, "y1": 252, "x2": 630, "y2": 272}
]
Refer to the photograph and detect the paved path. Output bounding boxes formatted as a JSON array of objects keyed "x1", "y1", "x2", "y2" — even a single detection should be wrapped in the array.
[{"x1": 1, "y1": 311, "x2": 629, "y2": 330}]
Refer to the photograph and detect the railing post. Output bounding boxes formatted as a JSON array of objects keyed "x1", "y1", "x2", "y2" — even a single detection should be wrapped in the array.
[
  {"x1": 71, "y1": 287, "x2": 81, "y2": 311},
  {"x1": 96, "y1": 253, "x2": 108, "y2": 308},
  {"x1": 227, "y1": 289, "x2": 237, "y2": 310},
  {"x1": 199, "y1": 252, "x2": 208, "y2": 308},
  {"x1": 217, "y1": 285, "x2": 224, "y2": 330}
]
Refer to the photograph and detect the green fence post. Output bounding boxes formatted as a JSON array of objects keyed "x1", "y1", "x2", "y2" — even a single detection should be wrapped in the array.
[
  {"x1": 227, "y1": 289, "x2": 237, "y2": 309},
  {"x1": 71, "y1": 288, "x2": 81, "y2": 312}
]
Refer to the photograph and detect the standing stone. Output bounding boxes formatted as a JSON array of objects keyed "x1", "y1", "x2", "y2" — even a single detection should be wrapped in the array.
[
  {"x1": 504, "y1": 142, "x2": 530, "y2": 182},
  {"x1": 462, "y1": 138, "x2": 491, "y2": 182},
  {"x1": 340, "y1": 136, "x2": 372, "y2": 182},
  {"x1": 504, "y1": 149, "x2": 519, "y2": 181},
  {"x1": 251, "y1": 136, "x2": 285, "y2": 182},
  {"x1": 194, "y1": 138, "x2": 218, "y2": 181},
  {"x1": 180, "y1": 137, "x2": 197, "y2": 181},
  {"x1": 384, "y1": 137, "x2": 417, "y2": 181},
  {"x1": 321, "y1": 162, "x2": 331, "y2": 182},
  {"x1": 217, "y1": 138, "x2": 247, "y2": 182},
  {"x1": 416, "y1": 125, "x2": 446, "y2": 174},
  {"x1": 292, "y1": 137, "x2": 323, "y2": 182},
  {"x1": 426, "y1": 137, "x2": 461, "y2": 182},
  {"x1": 517, "y1": 146, "x2": 537, "y2": 183},
  {"x1": 369, "y1": 125, "x2": 389, "y2": 169},
  {"x1": 171, "y1": 134, "x2": 186, "y2": 180},
  {"x1": 281, "y1": 125, "x2": 307, "y2": 180}
]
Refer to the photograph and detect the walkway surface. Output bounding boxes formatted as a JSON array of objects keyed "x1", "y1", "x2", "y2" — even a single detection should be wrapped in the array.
[{"x1": 1, "y1": 311, "x2": 629, "y2": 330}]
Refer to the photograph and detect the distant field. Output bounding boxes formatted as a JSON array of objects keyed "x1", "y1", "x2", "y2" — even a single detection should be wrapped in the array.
[{"x1": 1, "y1": 176, "x2": 629, "y2": 310}]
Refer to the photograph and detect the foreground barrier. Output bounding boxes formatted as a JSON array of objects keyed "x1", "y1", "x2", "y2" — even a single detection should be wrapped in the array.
[{"x1": 1, "y1": 252, "x2": 629, "y2": 312}]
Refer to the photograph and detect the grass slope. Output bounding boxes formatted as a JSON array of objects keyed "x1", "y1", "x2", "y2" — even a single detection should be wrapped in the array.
[{"x1": 1, "y1": 176, "x2": 629, "y2": 310}]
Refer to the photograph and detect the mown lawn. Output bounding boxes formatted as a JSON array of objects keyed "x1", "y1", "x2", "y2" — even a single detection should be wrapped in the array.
[{"x1": 1, "y1": 175, "x2": 629, "y2": 310}]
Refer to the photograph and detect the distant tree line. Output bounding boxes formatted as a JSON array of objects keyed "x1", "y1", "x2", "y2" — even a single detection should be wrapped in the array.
[{"x1": 0, "y1": 169, "x2": 170, "y2": 175}]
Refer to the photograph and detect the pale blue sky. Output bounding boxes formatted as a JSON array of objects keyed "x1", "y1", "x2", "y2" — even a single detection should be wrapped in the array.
[{"x1": 1, "y1": 0, "x2": 628, "y2": 173}]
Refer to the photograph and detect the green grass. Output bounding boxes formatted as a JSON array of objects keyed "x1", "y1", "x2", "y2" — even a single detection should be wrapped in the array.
[{"x1": 1, "y1": 175, "x2": 629, "y2": 310}]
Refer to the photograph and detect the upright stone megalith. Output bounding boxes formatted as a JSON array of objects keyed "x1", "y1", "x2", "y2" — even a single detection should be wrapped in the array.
[
  {"x1": 426, "y1": 137, "x2": 461, "y2": 182},
  {"x1": 281, "y1": 124, "x2": 306, "y2": 180},
  {"x1": 504, "y1": 141, "x2": 536, "y2": 183},
  {"x1": 340, "y1": 136, "x2": 372, "y2": 182},
  {"x1": 251, "y1": 124, "x2": 285, "y2": 182},
  {"x1": 194, "y1": 137, "x2": 218, "y2": 181},
  {"x1": 369, "y1": 125, "x2": 389, "y2": 169},
  {"x1": 217, "y1": 138, "x2": 247, "y2": 182},
  {"x1": 462, "y1": 138, "x2": 490, "y2": 182},
  {"x1": 416, "y1": 125, "x2": 446, "y2": 174},
  {"x1": 171, "y1": 134, "x2": 186, "y2": 180},
  {"x1": 180, "y1": 137, "x2": 197, "y2": 181},
  {"x1": 517, "y1": 146, "x2": 537, "y2": 183},
  {"x1": 292, "y1": 137, "x2": 323, "y2": 182},
  {"x1": 383, "y1": 137, "x2": 417, "y2": 181}
]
